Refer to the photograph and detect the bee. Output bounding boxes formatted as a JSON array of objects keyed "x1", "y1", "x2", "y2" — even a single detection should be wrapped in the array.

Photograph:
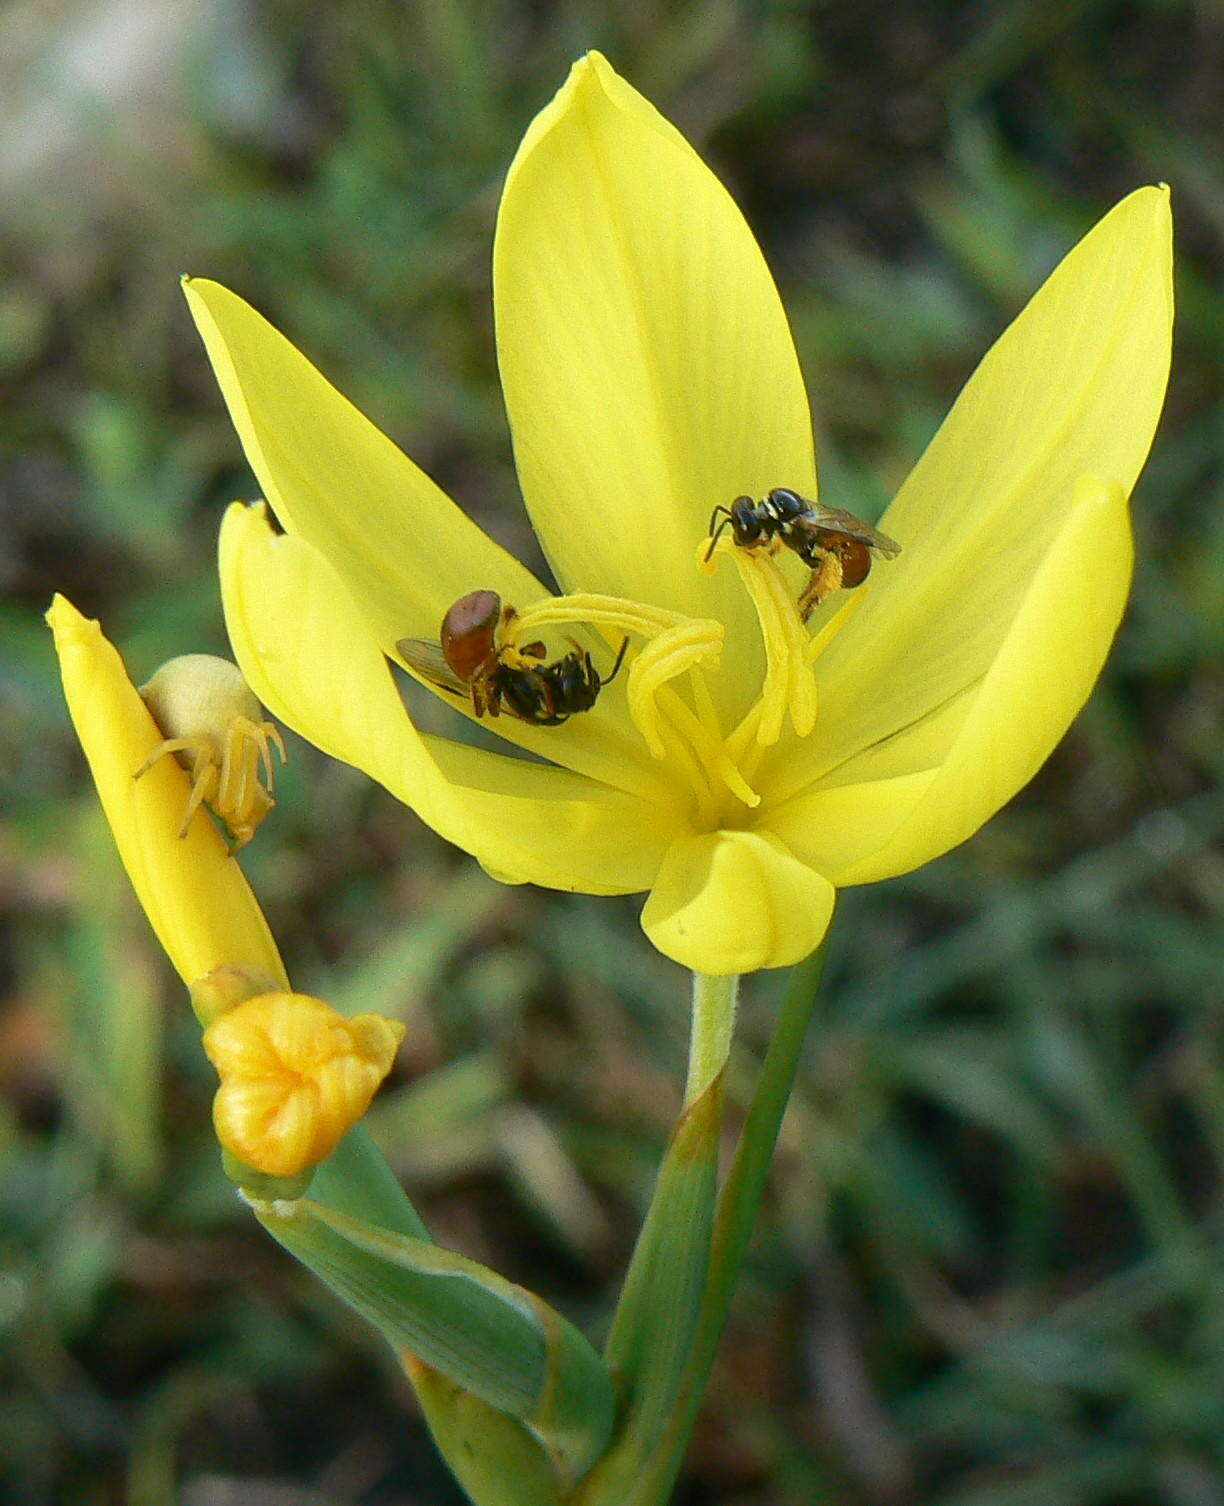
[
  {"x1": 396, "y1": 589, "x2": 628, "y2": 727},
  {"x1": 705, "y1": 487, "x2": 901, "y2": 619}
]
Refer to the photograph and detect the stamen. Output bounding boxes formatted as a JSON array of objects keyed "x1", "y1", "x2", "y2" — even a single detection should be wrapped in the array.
[
  {"x1": 688, "y1": 666, "x2": 722, "y2": 744},
  {"x1": 503, "y1": 593, "x2": 708, "y2": 654},
  {"x1": 627, "y1": 621, "x2": 723, "y2": 759},
  {"x1": 716, "y1": 545, "x2": 817, "y2": 746},
  {"x1": 646, "y1": 697, "x2": 723, "y2": 826},
  {"x1": 657, "y1": 686, "x2": 761, "y2": 809},
  {"x1": 500, "y1": 590, "x2": 734, "y2": 819}
]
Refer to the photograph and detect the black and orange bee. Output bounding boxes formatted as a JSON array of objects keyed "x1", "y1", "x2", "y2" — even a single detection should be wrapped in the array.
[
  {"x1": 397, "y1": 590, "x2": 627, "y2": 727},
  {"x1": 705, "y1": 488, "x2": 901, "y2": 619}
]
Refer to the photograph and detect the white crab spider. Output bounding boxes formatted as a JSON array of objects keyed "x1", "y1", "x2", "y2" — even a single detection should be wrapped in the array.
[{"x1": 136, "y1": 654, "x2": 286, "y2": 853}]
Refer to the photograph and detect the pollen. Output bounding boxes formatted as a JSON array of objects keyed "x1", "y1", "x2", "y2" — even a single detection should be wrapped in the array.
[
  {"x1": 137, "y1": 654, "x2": 286, "y2": 852},
  {"x1": 202, "y1": 992, "x2": 405, "y2": 1177},
  {"x1": 797, "y1": 550, "x2": 844, "y2": 621}
]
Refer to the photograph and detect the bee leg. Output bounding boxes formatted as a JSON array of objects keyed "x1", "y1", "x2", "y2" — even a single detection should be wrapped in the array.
[{"x1": 798, "y1": 550, "x2": 844, "y2": 621}]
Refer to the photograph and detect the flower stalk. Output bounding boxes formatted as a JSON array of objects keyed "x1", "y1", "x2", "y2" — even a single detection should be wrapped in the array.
[{"x1": 685, "y1": 972, "x2": 738, "y2": 1106}]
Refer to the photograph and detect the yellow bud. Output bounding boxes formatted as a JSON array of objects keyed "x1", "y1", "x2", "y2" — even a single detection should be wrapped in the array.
[
  {"x1": 202, "y1": 992, "x2": 405, "y2": 1176},
  {"x1": 138, "y1": 654, "x2": 286, "y2": 852}
]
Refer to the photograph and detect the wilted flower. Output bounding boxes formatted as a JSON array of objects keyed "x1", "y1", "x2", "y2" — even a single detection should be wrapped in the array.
[
  {"x1": 47, "y1": 596, "x2": 401, "y2": 1177},
  {"x1": 204, "y1": 992, "x2": 404, "y2": 1177}
]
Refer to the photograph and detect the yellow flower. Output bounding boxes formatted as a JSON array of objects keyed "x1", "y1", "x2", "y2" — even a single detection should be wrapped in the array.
[
  {"x1": 183, "y1": 53, "x2": 1173, "y2": 976},
  {"x1": 203, "y1": 992, "x2": 404, "y2": 1177}
]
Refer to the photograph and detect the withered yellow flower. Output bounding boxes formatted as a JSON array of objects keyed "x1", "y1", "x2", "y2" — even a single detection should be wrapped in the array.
[
  {"x1": 48, "y1": 599, "x2": 402, "y2": 1176},
  {"x1": 204, "y1": 992, "x2": 405, "y2": 1177},
  {"x1": 184, "y1": 53, "x2": 1173, "y2": 976}
]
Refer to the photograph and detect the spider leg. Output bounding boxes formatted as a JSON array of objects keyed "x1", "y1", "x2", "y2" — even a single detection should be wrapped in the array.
[
  {"x1": 252, "y1": 719, "x2": 287, "y2": 792},
  {"x1": 233, "y1": 716, "x2": 277, "y2": 792},
  {"x1": 133, "y1": 736, "x2": 201, "y2": 782},
  {"x1": 217, "y1": 724, "x2": 240, "y2": 815},
  {"x1": 178, "y1": 757, "x2": 218, "y2": 839}
]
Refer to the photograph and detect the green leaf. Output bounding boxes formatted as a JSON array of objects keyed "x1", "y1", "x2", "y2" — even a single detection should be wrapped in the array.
[
  {"x1": 408, "y1": 1358, "x2": 566, "y2": 1506},
  {"x1": 309, "y1": 1123, "x2": 431, "y2": 1239},
  {"x1": 251, "y1": 1195, "x2": 614, "y2": 1488}
]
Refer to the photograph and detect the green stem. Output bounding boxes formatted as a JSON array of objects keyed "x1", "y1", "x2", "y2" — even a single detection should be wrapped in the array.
[
  {"x1": 572, "y1": 972, "x2": 735, "y2": 1505},
  {"x1": 621, "y1": 940, "x2": 829, "y2": 1504},
  {"x1": 685, "y1": 972, "x2": 739, "y2": 1104}
]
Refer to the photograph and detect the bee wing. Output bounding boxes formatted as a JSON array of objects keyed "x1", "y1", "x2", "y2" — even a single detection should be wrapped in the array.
[
  {"x1": 866, "y1": 527, "x2": 901, "y2": 559},
  {"x1": 811, "y1": 504, "x2": 901, "y2": 558},
  {"x1": 395, "y1": 637, "x2": 470, "y2": 697}
]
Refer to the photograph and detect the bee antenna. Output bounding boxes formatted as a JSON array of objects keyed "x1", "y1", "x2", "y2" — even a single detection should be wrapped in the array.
[
  {"x1": 602, "y1": 636, "x2": 631, "y2": 685},
  {"x1": 703, "y1": 511, "x2": 734, "y2": 564}
]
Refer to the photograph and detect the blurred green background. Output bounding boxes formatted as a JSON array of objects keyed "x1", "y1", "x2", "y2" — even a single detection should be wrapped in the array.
[{"x1": 1, "y1": 1, "x2": 1220, "y2": 1503}]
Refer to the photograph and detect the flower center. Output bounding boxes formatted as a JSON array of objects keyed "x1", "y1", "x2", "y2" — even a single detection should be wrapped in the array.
[{"x1": 504, "y1": 560, "x2": 864, "y2": 828}]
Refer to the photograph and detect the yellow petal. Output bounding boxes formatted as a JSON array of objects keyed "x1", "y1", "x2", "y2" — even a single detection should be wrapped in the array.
[
  {"x1": 768, "y1": 475, "x2": 1132, "y2": 884},
  {"x1": 46, "y1": 596, "x2": 287, "y2": 989},
  {"x1": 423, "y1": 736, "x2": 686, "y2": 893},
  {"x1": 641, "y1": 829, "x2": 835, "y2": 974},
  {"x1": 494, "y1": 53, "x2": 816, "y2": 717},
  {"x1": 806, "y1": 186, "x2": 1172, "y2": 782},
  {"x1": 183, "y1": 277, "x2": 546, "y2": 652},
  {"x1": 220, "y1": 504, "x2": 684, "y2": 893}
]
